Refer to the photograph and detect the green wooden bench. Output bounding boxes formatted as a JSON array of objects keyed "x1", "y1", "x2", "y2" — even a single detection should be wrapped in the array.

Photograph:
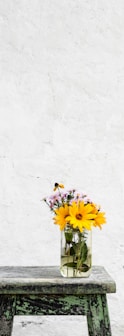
[{"x1": 0, "y1": 266, "x2": 116, "y2": 336}]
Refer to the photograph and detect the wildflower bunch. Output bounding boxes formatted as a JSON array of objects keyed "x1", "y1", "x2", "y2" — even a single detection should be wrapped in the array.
[{"x1": 43, "y1": 183, "x2": 106, "y2": 232}]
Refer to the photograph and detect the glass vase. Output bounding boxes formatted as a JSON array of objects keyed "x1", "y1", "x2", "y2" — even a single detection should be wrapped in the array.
[{"x1": 60, "y1": 225, "x2": 92, "y2": 278}]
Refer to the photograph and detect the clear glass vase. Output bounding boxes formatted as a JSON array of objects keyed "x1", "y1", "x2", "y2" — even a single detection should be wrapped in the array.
[{"x1": 60, "y1": 225, "x2": 92, "y2": 278}]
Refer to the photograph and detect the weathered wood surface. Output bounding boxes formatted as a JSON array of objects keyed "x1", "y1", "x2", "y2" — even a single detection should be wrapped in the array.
[
  {"x1": 0, "y1": 266, "x2": 116, "y2": 294},
  {"x1": 16, "y1": 294, "x2": 89, "y2": 315},
  {"x1": 0, "y1": 266, "x2": 115, "y2": 336},
  {"x1": 0, "y1": 295, "x2": 16, "y2": 336},
  {"x1": 87, "y1": 294, "x2": 112, "y2": 336},
  {"x1": 0, "y1": 294, "x2": 112, "y2": 336}
]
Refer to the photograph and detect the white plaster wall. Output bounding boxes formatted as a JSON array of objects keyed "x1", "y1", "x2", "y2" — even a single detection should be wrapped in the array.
[{"x1": 0, "y1": 0, "x2": 124, "y2": 335}]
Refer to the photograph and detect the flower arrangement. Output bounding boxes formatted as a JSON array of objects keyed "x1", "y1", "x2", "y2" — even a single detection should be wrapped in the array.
[
  {"x1": 43, "y1": 182, "x2": 106, "y2": 232},
  {"x1": 43, "y1": 183, "x2": 106, "y2": 277}
]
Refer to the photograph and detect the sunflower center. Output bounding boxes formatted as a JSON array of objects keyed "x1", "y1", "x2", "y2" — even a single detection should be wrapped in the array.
[{"x1": 76, "y1": 213, "x2": 82, "y2": 220}]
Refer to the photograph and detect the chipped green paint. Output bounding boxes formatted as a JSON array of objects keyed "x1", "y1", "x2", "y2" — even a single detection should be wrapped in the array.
[
  {"x1": 16, "y1": 294, "x2": 88, "y2": 316},
  {"x1": 0, "y1": 295, "x2": 16, "y2": 336},
  {"x1": 87, "y1": 294, "x2": 112, "y2": 336},
  {"x1": 4, "y1": 310, "x2": 12, "y2": 320},
  {"x1": 0, "y1": 266, "x2": 116, "y2": 335},
  {"x1": 59, "y1": 294, "x2": 88, "y2": 307}
]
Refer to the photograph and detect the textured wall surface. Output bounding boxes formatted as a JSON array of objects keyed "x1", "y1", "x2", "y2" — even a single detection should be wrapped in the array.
[{"x1": 0, "y1": 0, "x2": 124, "y2": 335}]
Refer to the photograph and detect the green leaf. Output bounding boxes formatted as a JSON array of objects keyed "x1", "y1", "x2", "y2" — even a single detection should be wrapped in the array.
[
  {"x1": 64, "y1": 262, "x2": 77, "y2": 268},
  {"x1": 70, "y1": 246, "x2": 75, "y2": 256},
  {"x1": 80, "y1": 241, "x2": 88, "y2": 263},
  {"x1": 79, "y1": 264, "x2": 90, "y2": 272},
  {"x1": 65, "y1": 231, "x2": 73, "y2": 243},
  {"x1": 72, "y1": 242, "x2": 80, "y2": 255}
]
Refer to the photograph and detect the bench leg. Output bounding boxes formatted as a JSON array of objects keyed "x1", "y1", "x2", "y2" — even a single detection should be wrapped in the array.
[
  {"x1": 87, "y1": 294, "x2": 112, "y2": 336},
  {"x1": 0, "y1": 295, "x2": 16, "y2": 336}
]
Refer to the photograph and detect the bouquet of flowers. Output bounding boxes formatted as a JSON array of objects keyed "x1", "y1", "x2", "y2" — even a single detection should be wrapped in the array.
[
  {"x1": 43, "y1": 182, "x2": 106, "y2": 231},
  {"x1": 43, "y1": 183, "x2": 106, "y2": 277}
]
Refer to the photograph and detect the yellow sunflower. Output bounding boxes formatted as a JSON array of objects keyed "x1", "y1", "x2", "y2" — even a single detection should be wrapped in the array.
[
  {"x1": 66, "y1": 201, "x2": 97, "y2": 232},
  {"x1": 53, "y1": 204, "x2": 69, "y2": 230},
  {"x1": 90, "y1": 203, "x2": 106, "y2": 229},
  {"x1": 93, "y1": 211, "x2": 106, "y2": 229}
]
